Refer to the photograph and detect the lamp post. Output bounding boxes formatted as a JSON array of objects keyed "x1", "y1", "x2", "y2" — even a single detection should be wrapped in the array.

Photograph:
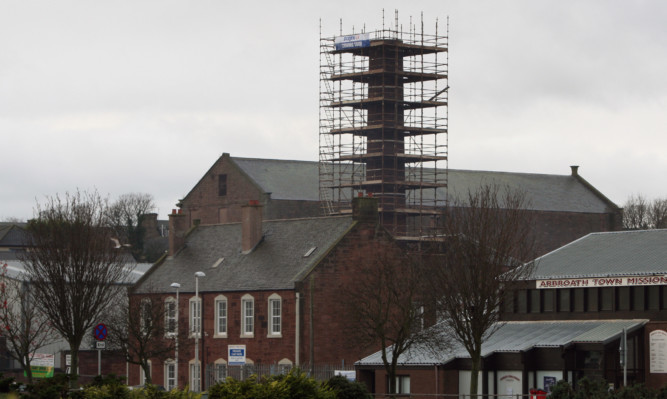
[
  {"x1": 170, "y1": 282, "x2": 180, "y2": 389},
  {"x1": 194, "y1": 271, "x2": 205, "y2": 392}
]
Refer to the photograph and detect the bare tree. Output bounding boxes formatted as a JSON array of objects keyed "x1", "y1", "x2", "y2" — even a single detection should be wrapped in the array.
[
  {"x1": 623, "y1": 194, "x2": 667, "y2": 230},
  {"x1": 432, "y1": 184, "x2": 535, "y2": 398},
  {"x1": 107, "y1": 193, "x2": 156, "y2": 261},
  {"x1": 0, "y1": 263, "x2": 58, "y2": 383},
  {"x1": 20, "y1": 190, "x2": 132, "y2": 387},
  {"x1": 344, "y1": 240, "x2": 432, "y2": 394},
  {"x1": 105, "y1": 289, "x2": 179, "y2": 385}
]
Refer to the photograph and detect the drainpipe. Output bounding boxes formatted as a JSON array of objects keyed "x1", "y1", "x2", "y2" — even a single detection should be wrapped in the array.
[{"x1": 295, "y1": 292, "x2": 300, "y2": 366}]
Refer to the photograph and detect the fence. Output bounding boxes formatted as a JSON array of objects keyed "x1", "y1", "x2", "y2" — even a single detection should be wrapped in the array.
[{"x1": 204, "y1": 362, "x2": 355, "y2": 390}]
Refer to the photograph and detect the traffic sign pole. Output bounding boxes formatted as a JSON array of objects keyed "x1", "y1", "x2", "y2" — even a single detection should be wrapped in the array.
[{"x1": 93, "y1": 323, "x2": 108, "y2": 376}]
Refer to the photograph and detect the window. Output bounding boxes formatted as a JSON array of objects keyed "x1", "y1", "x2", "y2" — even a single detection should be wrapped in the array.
[
  {"x1": 648, "y1": 286, "x2": 660, "y2": 310},
  {"x1": 529, "y1": 289, "x2": 541, "y2": 313},
  {"x1": 587, "y1": 288, "x2": 599, "y2": 311},
  {"x1": 164, "y1": 361, "x2": 176, "y2": 391},
  {"x1": 543, "y1": 290, "x2": 555, "y2": 312},
  {"x1": 618, "y1": 287, "x2": 631, "y2": 311},
  {"x1": 141, "y1": 298, "x2": 153, "y2": 334},
  {"x1": 241, "y1": 294, "x2": 254, "y2": 337},
  {"x1": 218, "y1": 174, "x2": 227, "y2": 196},
  {"x1": 388, "y1": 375, "x2": 410, "y2": 394},
  {"x1": 517, "y1": 290, "x2": 528, "y2": 313},
  {"x1": 573, "y1": 288, "x2": 585, "y2": 312},
  {"x1": 558, "y1": 289, "x2": 571, "y2": 312},
  {"x1": 632, "y1": 287, "x2": 645, "y2": 311},
  {"x1": 165, "y1": 297, "x2": 177, "y2": 336},
  {"x1": 213, "y1": 359, "x2": 227, "y2": 384},
  {"x1": 601, "y1": 287, "x2": 614, "y2": 311},
  {"x1": 503, "y1": 291, "x2": 515, "y2": 313},
  {"x1": 268, "y1": 294, "x2": 282, "y2": 336},
  {"x1": 190, "y1": 360, "x2": 201, "y2": 392},
  {"x1": 189, "y1": 297, "x2": 202, "y2": 337},
  {"x1": 215, "y1": 295, "x2": 228, "y2": 337}
]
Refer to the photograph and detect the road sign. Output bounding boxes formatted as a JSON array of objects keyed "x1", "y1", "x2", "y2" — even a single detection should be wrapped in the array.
[
  {"x1": 94, "y1": 323, "x2": 108, "y2": 341},
  {"x1": 96, "y1": 341, "x2": 106, "y2": 349}
]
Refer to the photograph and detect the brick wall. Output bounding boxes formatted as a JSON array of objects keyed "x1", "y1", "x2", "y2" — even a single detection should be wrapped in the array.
[
  {"x1": 300, "y1": 218, "x2": 394, "y2": 366},
  {"x1": 531, "y1": 210, "x2": 620, "y2": 256},
  {"x1": 130, "y1": 289, "x2": 296, "y2": 387}
]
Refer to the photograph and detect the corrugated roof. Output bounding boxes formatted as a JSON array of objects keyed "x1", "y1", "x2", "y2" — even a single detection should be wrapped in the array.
[
  {"x1": 529, "y1": 229, "x2": 667, "y2": 279},
  {"x1": 133, "y1": 216, "x2": 355, "y2": 294},
  {"x1": 230, "y1": 157, "x2": 613, "y2": 213},
  {"x1": 0, "y1": 259, "x2": 148, "y2": 284},
  {"x1": 356, "y1": 319, "x2": 647, "y2": 366}
]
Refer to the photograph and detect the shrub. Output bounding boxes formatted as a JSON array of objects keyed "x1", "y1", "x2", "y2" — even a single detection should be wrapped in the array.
[
  {"x1": 208, "y1": 369, "x2": 335, "y2": 399},
  {"x1": 0, "y1": 373, "x2": 16, "y2": 393},
  {"x1": 24, "y1": 373, "x2": 72, "y2": 399},
  {"x1": 324, "y1": 375, "x2": 371, "y2": 399},
  {"x1": 573, "y1": 377, "x2": 611, "y2": 399},
  {"x1": 612, "y1": 383, "x2": 657, "y2": 399},
  {"x1": 549, "y1": 380, "x2": 575, "y2": 399}
]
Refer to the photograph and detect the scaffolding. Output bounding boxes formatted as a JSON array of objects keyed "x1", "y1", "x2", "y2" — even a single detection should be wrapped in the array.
[{"x1": 319, "y1": 11, "x2": 449, "y2": 239}]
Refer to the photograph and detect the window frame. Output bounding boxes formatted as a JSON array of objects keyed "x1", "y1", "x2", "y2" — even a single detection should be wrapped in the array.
[
  {"x1": 214, "y1": 295, "x2": 228, "y2": 338},
  {"x1": 241, "y1": 294, "x2": 254, "y2": 337},
  {"x1": 164, "y1": 360, "x2": 176, "y2": 391},
  {"x1": 189, "y1": 296, "x2": 202, "y2": 338},
  {"x1": 189, "y1": 360, "x2": 201, "y2": 392},
  {"x1": 268, "y1": 294, "x2": 282, "y2": 337},
  {"x1": 165, "y1": 297, "x2": 177, "y2": 337}
]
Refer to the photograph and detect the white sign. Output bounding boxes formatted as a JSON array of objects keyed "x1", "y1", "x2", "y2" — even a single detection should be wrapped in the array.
[
  {"x1": 335, "y1": 370, "x2": 355, "y2": 381},
  {"x1": 334, "y1": 33, "x2": 370, "y2": 50},
  {"x1": 31, "y1": 353, "x2": 54, "y2": 367},
  {"x1": 228, "y1": 345, "x2": 246, "y2": 365},
  {"x1": 537, "y1": 275, "x2": 667, "y2": 289},
  {"x1": 96, "y1": 341, "x2": 106, "y2": 349},
  {"x1": 650, "y1": 330, "x2": 667, "y2": 373}
]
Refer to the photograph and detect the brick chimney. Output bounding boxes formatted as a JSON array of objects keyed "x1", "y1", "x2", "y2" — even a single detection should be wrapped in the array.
[
  {"x1": 168, "y1": 209, "x2": 187, "y2": 256},
  {"x1": 570, "y1": 165, "x2": 579, "y2": 176},
  {"x1": 141, "y1": 213, "x2": 159, "y2": 241},
  {"x1": 352, "y1": 196, "x2": 379, "y2": 222},
  {"x1": 241, "y1": 200, "x2": 263, "y2": 254}
]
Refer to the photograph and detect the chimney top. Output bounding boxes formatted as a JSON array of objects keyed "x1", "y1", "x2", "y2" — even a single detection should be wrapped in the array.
[
  {"x1": 570, "y1": 165, "x2": 579, "y2": 176},
  {"x1": 352, "y1": 197, "x2": 379, "y2": 222}
]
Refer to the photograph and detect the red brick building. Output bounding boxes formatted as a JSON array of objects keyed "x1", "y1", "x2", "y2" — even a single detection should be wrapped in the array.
[
  {"x1": 173, "y1": 154, "x2": 621, "y2": 258},
  {"x1": 356, "y1": 229, "x2": 667, "y2": 397},
  {"x1": 131, "y1": 197, "x2": 393, "y2": 390}
]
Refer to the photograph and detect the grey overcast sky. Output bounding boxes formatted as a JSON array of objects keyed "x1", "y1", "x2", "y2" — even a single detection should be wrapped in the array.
[{"x1": 1, "y1": 1, "x2": 665, "y2": 221}]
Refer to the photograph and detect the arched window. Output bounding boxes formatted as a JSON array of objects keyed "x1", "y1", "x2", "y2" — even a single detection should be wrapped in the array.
[
  {"x1": 164, "y1": 359, "x2": 176, "y2": 391},
  {"x1": 189, "y1": 296, "x2": 202, "y2": 338},
  {"x1": 189, "y1": 358, "x2": 201, "y2": 392},
  {"x1": 164, "y1": 296, "x2": 177, "y2": 337}
]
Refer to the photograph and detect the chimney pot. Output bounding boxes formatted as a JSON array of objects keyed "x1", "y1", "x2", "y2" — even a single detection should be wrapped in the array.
[{"x1": 570, "y1": 165, "x2": 579, "y2": 176}]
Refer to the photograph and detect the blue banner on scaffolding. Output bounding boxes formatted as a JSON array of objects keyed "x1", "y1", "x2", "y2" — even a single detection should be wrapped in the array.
[{"x1": 334, "y1": 33, "x2": 370, "y2": 50}]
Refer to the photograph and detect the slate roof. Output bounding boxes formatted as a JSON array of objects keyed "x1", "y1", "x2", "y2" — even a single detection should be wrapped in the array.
[
  {"x1": 356, "y1": 319, "x2": 647, "y2": 366},
  {"x1": 527, "y1": 229, "x2": 667, "y2": 280},
  {"x1": 228, "y1": 157, "x2": 614, "y2": 213},
  {"x1": 234, "y1": 158, "x2": 320, "y2": 201},
  {"x1": 133, "y1": 216, "x2": 356, "y2": 294}
]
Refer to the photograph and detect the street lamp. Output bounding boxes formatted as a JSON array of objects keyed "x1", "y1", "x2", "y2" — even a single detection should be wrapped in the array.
[
  {"x1": 194, "y1": 271, "x2": 205, "y2": 392},
  {"x1": 170, "y1": 282, "x2": 180, "y2": 389}
]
